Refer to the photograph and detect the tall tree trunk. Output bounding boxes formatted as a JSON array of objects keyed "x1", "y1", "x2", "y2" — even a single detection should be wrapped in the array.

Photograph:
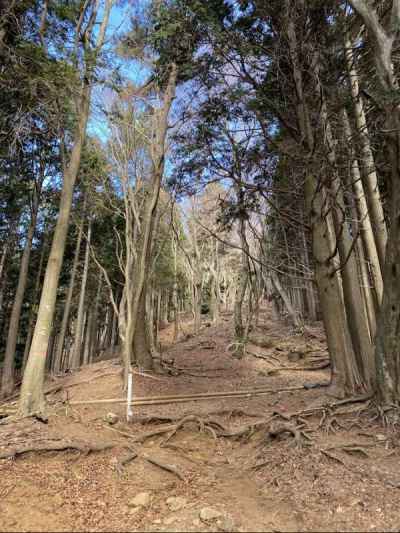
[
  {"x1": 71, "y1": 222, "x2": 91, "y2": 369},
  {"x1": 83, "y1": 308, "x2": 93, "y2": 366},
  {"x1": 22, "y1": 234, "x2": 47, "y2": 371},
  {"x1": 171, "y1": 235, "x2": 179, "y2": 341},
  {"x1": 120, "y1": 65, "x2": 177, "y2": 386},
  {"x1": 52, "y1": 207, "x2": 85, "y2": 374},
  {"x1": 345, "y1": 34, "x2": 387, "y2": 269},
  {"x1": 349, "y1": 0, "x2": 400, "y2": 403},
  {"x1": 270, "y1": 272, "x2": 302, "y2": 328},
  {"x1": 1, "y1": 192, "x2": 40, "y2": 397},
  {"x1": 318, "y1": 87, "x2": 374, "y2": 390},
  {"x1": 19, "y1": 101, "x2": 90, "y2": 415},
  {"x1": 301, "y1": 228, "x2": 317, "y2": 321},
  {"x1": 286, "y1": 10, "x2": 362, "y2": 396},
  {"x1": 133, "y1": 288, "x2": 153, "y2": 370},
  {"x1": 233, "y1": 214, "x2": 249, "y2": 359},
  {"x1": 18, "y1": 0, "x2": 112, "y2": 417},
  {"x1": 306, "y1": 175, "x2": 362, "y2": 396},
  {"x1": 342, "y1": 108, "x2": 383, "y2": 308}
]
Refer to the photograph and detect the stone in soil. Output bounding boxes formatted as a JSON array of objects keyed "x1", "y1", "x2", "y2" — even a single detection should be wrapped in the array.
[
  {"x1": 199, "y1": 507, "x2": 222, "y2": 521},
  {"x1": 128, "y1": 492, "x2": 151, "y2": 508},
  {"x1": 216, "y1": 515, "x2": 236, "y2": 532},
  {"x1": 166, "y1": 496, "x2": 187, "y2": 512},
  {"x1": 104, "y1": 412, "x2": 119, "y2": 425}
]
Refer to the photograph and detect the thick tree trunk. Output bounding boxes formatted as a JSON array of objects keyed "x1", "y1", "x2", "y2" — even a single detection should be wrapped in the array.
[
  {"x1": 22, "y1": 234, "x2": 47, "y2": 371},
  {"x1": 319, "y1": 97, "x2": 374, "y2": 389},
  {"x1": 133, "y1": 289, "x2": 153, "y2": 371},
  {"x1": 18, "y1": 90, "x2": 91, "y2": 417},
  {"x1": 306, "y1": 175, "x2": 363, "y2": 396},
  {"x1": 286, "y1": 12, "x2": 368, "y2": 395},
  {"x1": 349, "y1": 0, "x2": 400, "y2": 402},
  {"x1": 17, "y1": 0, "x2": 112, "y2": 417}
]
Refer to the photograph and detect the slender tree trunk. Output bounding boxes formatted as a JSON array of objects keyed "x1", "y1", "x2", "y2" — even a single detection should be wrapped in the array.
[
  {"x1": 270, "y1": 272, "x2": 302, "y2": 328},
  {"x1": 342, "y1": 108, "x2": 383, "y2": 307},
  {"x1": 52, "y1": 207, "x2": 85, "y2": 374},
  {"x1": 345, "y1": 34, "x2": 387, "y2": 269},
  {"x1": 71, "y1": 222, "x2": 91, "y2": 369},
  {"x1": 1, "y1": 195, "x2": 40, "y2": 397},
  {"x1": 0, "y1": 216, "x2": 20, "y2": 321},
  {"x1": 301, "y1": 228, "x2": 317, "y2": 321},
  {"x1": 233, "y1": 214, "x2": 249, "y2": 359},
  {"x1": 83, "y1": 308, "x2": 93, "y2": 366},
  {"x1": 356, "y1": 236, "x2": 377, "y2": 339},
  {"x1": 172, "y1": 236, "x2": 179, "y2": 341},
  {"x1": 89, "y1": 275, "x2": 102, "y2": 360}
]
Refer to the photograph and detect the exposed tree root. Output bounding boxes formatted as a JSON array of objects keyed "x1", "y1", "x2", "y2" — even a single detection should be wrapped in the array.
[
  {"x1": 266, "y1": 422, "x2": 309, "y2": 448},
  {"x1": 322, "y1": 442, "x2": 372, "y2": 458},
  {"x1": 142, "y1": 453, "x2": 185, "y2": 481},
  {"x1": 162, "y1": 415, "x2": 206, "y2": 445},
  {"x1": 0, "y1": 439, "x2": 114, "y2": 460},
  {"x1": 0, "y1": 371, "x2": 121, "y2": 405},
  {"x1": 246, "y1": 349, "x2": 281, "y2": 365},
  {"x1": 114, "y1": 444, "x2": 186, "y2": 481},
  {"x1": 115, "y1": 447, "x2": 138, "y2": 474},
  {"x1": 132, "y1": 424, "x2": 178, "y2": 443},
  {"x1": 226, "y1": 341, "x2": 246, "y2": 359}
]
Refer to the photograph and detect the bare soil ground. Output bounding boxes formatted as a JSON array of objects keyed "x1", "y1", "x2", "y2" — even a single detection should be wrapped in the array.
[{"x1": 1, "y1": 308, "x2": 400, "y2": 532}]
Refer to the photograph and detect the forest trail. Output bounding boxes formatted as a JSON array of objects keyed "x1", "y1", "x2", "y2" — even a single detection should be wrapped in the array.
[{"x1": 1, "y1": 309, "x2": 399, "y2": 532}]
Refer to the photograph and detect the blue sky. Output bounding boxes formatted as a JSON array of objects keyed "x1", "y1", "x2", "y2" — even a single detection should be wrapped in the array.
[{"x1": 88, "y1": 1, "x2": 151, "y2": 140}]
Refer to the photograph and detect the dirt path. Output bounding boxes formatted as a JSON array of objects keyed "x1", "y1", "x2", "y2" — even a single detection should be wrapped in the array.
[{"x1": 1, "y1": 310, "x2": 399, "y2": 532}]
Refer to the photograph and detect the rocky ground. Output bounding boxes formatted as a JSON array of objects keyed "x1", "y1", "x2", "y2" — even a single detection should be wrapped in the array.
[{"x1": 1, "y1": 309, "x2": 400, "y2": 532}]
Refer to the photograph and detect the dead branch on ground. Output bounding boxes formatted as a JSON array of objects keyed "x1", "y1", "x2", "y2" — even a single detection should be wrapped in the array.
[{"x1": 0, "y1": 439, "x2": 114, "y2": 460}]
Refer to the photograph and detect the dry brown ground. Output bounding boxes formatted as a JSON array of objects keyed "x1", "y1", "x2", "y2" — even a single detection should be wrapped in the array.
[{"x1": 1, "y1": 309, "x2": 400, "y2": 532}]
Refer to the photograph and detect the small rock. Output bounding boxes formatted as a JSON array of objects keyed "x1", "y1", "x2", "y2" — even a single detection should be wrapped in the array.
[
  {"x1": 104, "y1": 412, "x2": 119, "y2": 425},
  {"x1": 166, "y1": 496, "x2": 187, "y2": 512},
  {"x1": 128, "y1": 492, "x2": 151, "y2": 508},
  {"x1": 288, "y1": 350, "x2": 303, "y2": 362},
  {"x1": 193, "y1": 519, "x2": 201, "y2": 527},
  {"x1": 376, "y1": 434, "x2": 386, "y2": 441},
  {"x1": 128, "y1": 507, "x2": 141, "y2": 516},
  {"x1": 199, "y1": 507, "x2": 222, "y2": 521},
  {"x1": 216, "y1": 516, "x2": 236, "y2": 532},
  {"x1": 153, "y1": 519, "x2": 162, "y2": 524},
  {"x1": 163, "y1": 516, "x2": 177, "y2": 525}
]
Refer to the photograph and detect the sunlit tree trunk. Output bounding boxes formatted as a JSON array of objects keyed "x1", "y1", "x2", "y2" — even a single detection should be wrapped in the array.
[
  {"x1": 345, "y1": 34, "x2": 387, "y2": 269},
  {"x1": 18, "y1": 1, "x2": 113, "y2": 417},
  {"x1": 350, "y1": 0, "x2": 400, "y2": 402},
  {"x1": 53, "y1": 207, "x2": 85, "y2": 374}
]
